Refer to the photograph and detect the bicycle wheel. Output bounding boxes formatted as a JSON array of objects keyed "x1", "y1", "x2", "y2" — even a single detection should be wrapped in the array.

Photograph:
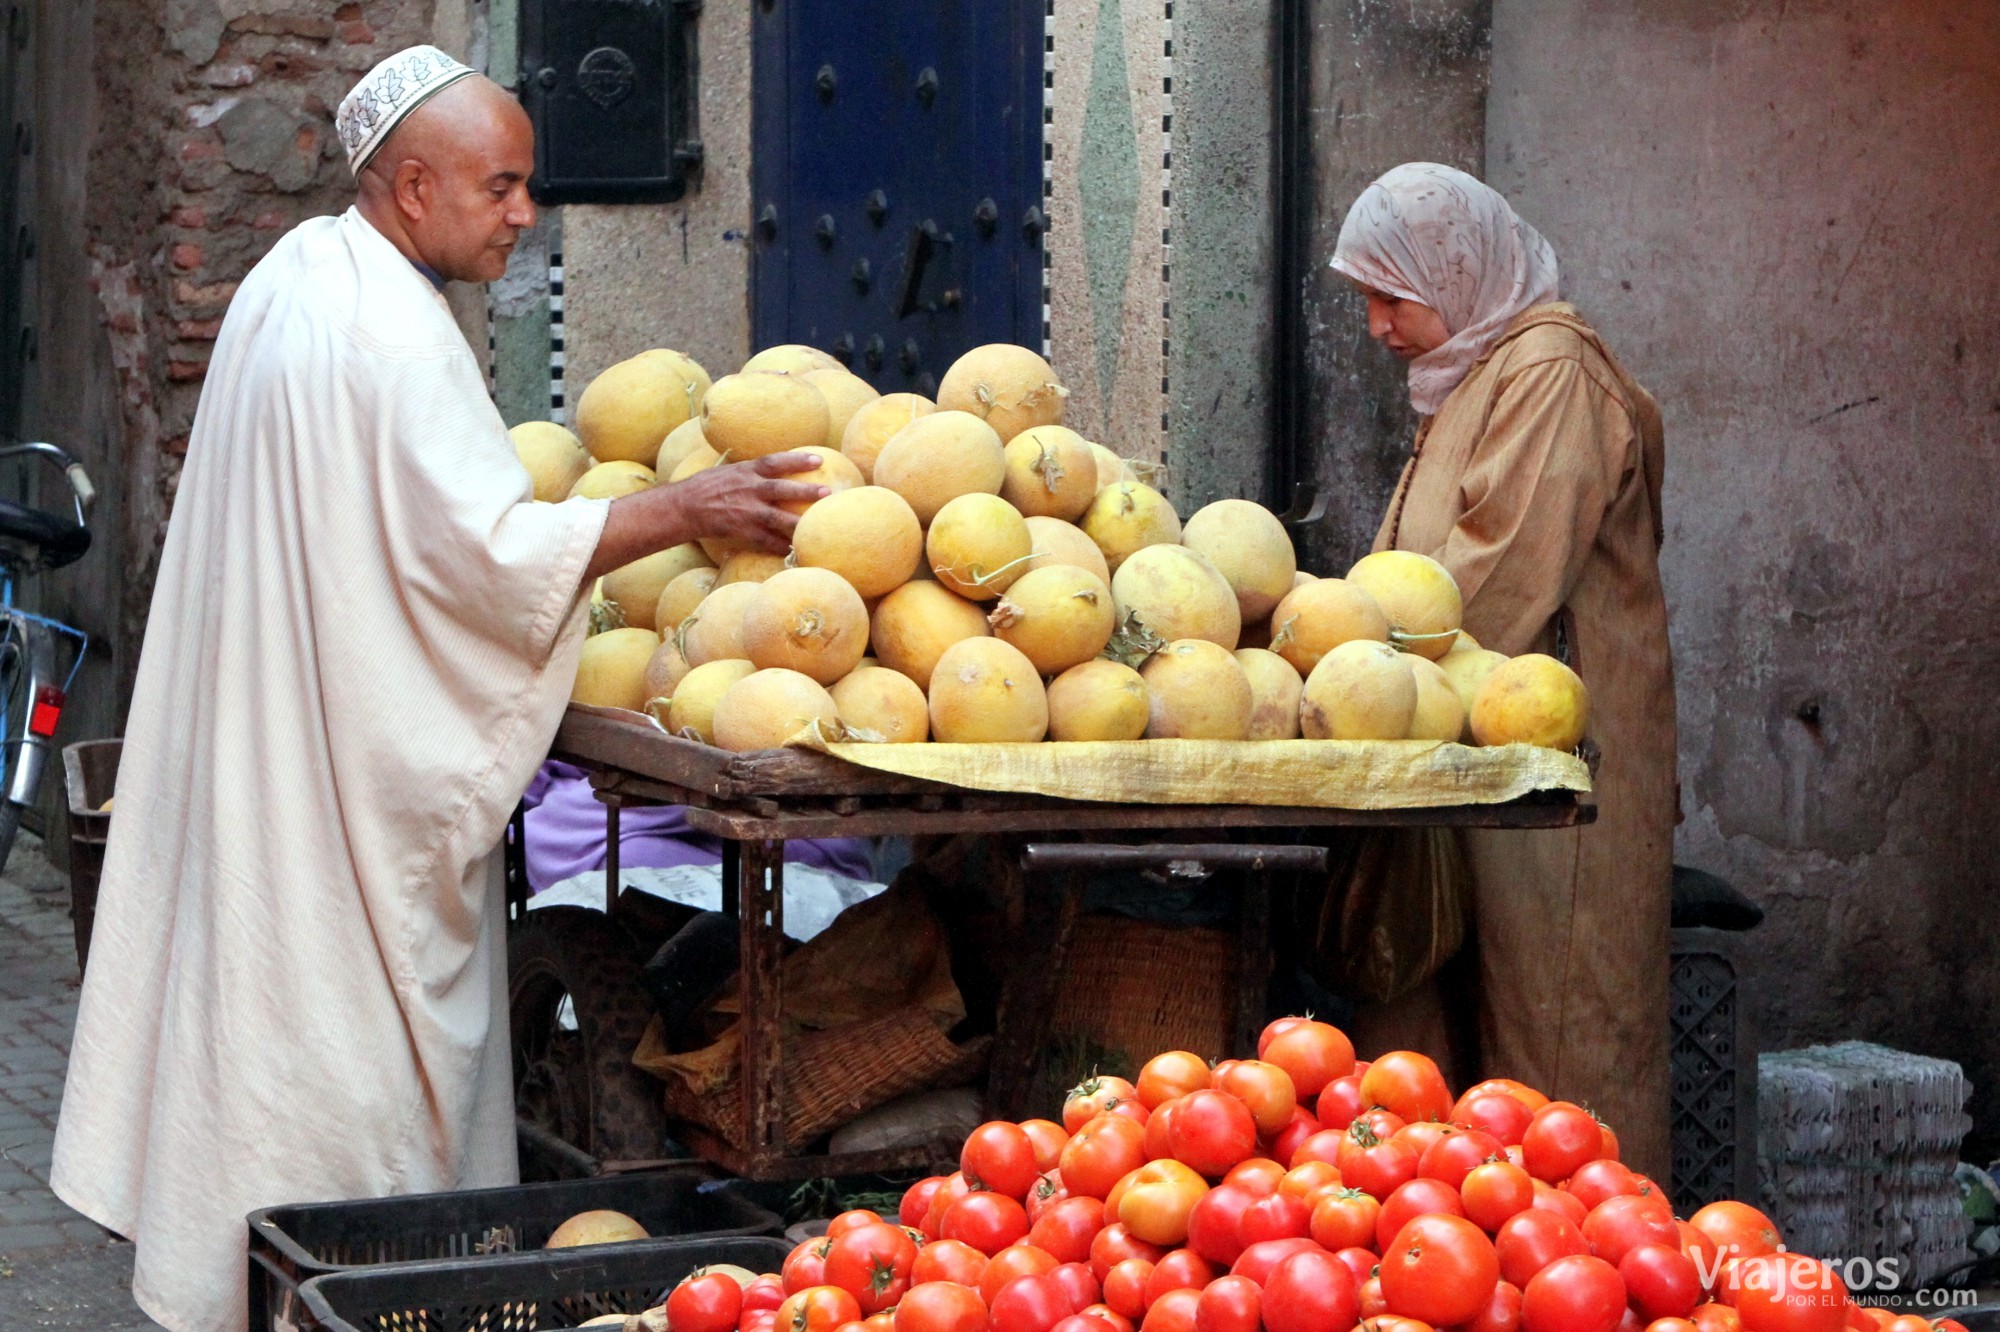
[{"x1": 0, "y1": 622, "x2": 28, "y2": 875}]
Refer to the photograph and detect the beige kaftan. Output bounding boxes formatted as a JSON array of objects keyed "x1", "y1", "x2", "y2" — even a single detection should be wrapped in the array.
[
  {"x1": 50, "y1": 208, "x2": 608, "y2": 1332},
  {"x1": 1371, "y1": 304, "x2": 1677, "y2": 1179}
]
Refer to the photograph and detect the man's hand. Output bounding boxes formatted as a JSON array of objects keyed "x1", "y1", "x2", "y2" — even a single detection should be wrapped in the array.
[{"x1": 584, "y1": 452, "x2": 829, "y2": 582}]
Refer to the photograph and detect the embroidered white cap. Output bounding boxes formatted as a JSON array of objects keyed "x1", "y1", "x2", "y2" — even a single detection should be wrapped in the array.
[{"x1": 335, "y1": 45, "x2": 478, "y2": 175}]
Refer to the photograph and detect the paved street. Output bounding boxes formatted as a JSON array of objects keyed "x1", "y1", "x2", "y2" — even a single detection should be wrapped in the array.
[{"x1": 0, "y1": 832, "x2": 163, "y2": 1329}]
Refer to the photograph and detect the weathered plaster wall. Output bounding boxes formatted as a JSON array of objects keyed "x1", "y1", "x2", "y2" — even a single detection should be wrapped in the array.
[
  {"x1": 1488, "y1": 0, "x2": 2000, "y2": 1144},
  {"x1": 1296, "y1": 0, "x2": 1490, "y2": 574}
]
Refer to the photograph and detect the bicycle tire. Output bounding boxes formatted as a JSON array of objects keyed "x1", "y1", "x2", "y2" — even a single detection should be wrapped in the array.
[{"x1": 0, "y1": 620, "x2": 27, "y2": 877}]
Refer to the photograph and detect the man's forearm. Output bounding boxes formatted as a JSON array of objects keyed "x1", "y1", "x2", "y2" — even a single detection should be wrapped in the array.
[{"x1": 584, "y1": 486, "x2": 698, "y2": 584}]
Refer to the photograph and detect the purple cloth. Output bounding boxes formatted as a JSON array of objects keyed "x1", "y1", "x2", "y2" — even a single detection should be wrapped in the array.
[{"x1": 521, "y1": 760, "x2": 875, "y2": 892}]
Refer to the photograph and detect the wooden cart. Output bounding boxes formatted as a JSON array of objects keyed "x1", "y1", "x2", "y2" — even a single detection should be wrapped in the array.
[{"x1": 511, "y1": 706, "x2": 1595, "y2": 1182}]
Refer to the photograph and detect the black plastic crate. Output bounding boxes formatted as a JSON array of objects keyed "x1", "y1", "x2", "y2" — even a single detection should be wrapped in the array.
[
  {"x1": 299, "y1": 1234, "x2": 791, "y2": 1332},
  {"x1": 250, "y1": 1166, "x2": 781, "y2": 1332}
]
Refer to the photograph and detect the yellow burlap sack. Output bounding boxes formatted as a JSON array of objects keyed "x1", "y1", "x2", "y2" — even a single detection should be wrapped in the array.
[{"x1": 797, "y1": 735, "x2": 1590, "y2": 809}]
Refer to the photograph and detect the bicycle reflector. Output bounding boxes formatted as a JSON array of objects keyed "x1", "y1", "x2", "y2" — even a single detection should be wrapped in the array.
[{"x1": 28, "y1": 685, "x2": 63, "y2": 738}]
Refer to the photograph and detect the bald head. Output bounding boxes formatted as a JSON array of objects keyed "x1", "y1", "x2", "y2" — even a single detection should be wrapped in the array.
[{"x1": 355, "y1": 76, "x2": 536, "y2": 284}]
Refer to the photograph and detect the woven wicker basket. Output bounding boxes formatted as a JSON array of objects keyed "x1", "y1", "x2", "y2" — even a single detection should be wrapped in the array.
[{"x1": 1045, "y1": 914, "x2": 1237, "y2": 1072}]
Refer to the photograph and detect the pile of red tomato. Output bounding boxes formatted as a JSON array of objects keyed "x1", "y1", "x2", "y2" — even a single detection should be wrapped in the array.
[{"x1": 664, "y1": 1019, "x2": 1966, "y2": 1332}]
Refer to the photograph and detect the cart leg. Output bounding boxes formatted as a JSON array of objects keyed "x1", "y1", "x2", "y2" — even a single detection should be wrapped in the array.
[
  {"x1": 604, "y1": 796, "x2": 621, "y2": 917},
  {"x1": 738, "y1": 838, "x2": 787, "y2": 1160},
  {"x1": 988, "y1": 860, "x2": 1085, "y2": 1120},
  {"x1": 721, "y1": 839, "x2": 740, "y2": 919},
  {"x1": 1235, "y1": 869, "x2": 1275, "y2": 1057}
]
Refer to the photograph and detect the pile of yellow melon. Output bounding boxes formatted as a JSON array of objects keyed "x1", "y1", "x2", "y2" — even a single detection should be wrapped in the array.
[{"x1": 527, "y1": 343, "x2": 1588, "y2": 755}]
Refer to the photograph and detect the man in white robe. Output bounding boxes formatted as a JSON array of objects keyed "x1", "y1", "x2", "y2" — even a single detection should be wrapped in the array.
[{"x1": 48, "y1": 48, "x2": 824, "y2": 1332}]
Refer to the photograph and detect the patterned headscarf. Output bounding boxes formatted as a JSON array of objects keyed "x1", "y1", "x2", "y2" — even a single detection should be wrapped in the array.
[
  {"x1": 1331, "y1": 163, "x2": 1561, "y2": 415},
  {"x1": 335, "y1": 45, "x2": 477, "y2": 175}
]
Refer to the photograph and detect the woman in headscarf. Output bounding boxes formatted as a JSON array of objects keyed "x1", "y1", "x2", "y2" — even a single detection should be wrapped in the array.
[{"x1": 1331, "y1": 163, "x2": 1677, "y2": 1178}]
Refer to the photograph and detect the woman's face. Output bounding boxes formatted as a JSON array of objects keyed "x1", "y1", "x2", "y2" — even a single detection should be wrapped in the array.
[{"x1": 1361, "y1": 287, "x2": 1450, "y2": 360}]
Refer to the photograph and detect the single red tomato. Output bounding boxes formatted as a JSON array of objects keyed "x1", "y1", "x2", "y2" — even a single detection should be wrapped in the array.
[
  {"x1": 1193, "y1": 1274, "x2": 1261, "y2": 1332},
  {"x1": 1521, "y1": 1106, "x2": 1605, "y2": 1184},
  {"x1": 1467, "y1": 1280, "x2": 1526, "y2": 1332},
  {"x1": 1531, "y1": 1180, "x2": 1591, "y2": 1228},
  {"x1": 1029, "y1": 1195, "x2": 1106, "y2": 1266},
  {"x1": 1457, "y1": 1093, "x2": 1535, "y2": 1147},
  {"x1": 1359, "y1": 1051, "x2": 1453, "y2": 1124},
  {"x1": 1023, "y1": 1119, "x2": 1073, "y2": 1170},
  {"x1": 924, "y1": 1173, "x2": 978, "y2": 1241},
  {"x1": 1316, "y1": 1075, "x2": 1366, "y2": 1131},
  {"x1": 1377, "y1": 1176, "x2": 1468, "y2": 1250},
  {"x1": 1119, "y1": 1159, "x2": 1210, "y2": 1249},
  {"x1": 1455, "y1": 1079, "x2": 1552, "y2": 1117},
  {"x1": 1261, "y1": 1020, "x2": 1356, "y2": 1097},
  {"x1": 1309, "y1": 1186, "x2": 1381, "y2": 1251},
  {"x1": 990, "y1": 1272, "x2": 1077, "y2": 1332},
  {"x1": 1344, "y1": 1134, "x2": 1422, "y2": 1202},
  {"x1": 830, "y1": 1211, "x2": 886, "y2": 1238},
  {"x1": 1689, "y1": 1304, "x2": 1743, "y2": 1332},
  {"x1": 1258, "y1": 1016, "x2": 1313, "y2": 1056},
  {"x1": 980, "y1": 1245, "x2": 1063, "y2": 1306},
  {"x1": 912, "y1": 1237, "x2": 989, "y2": 1287},
  {"x1": 1676, "y1": 1223, "x2": 1722, "y2": 1296},
  {"x1": 1360, "y1": 1274, "x2": 1388, "y2": 1316},
  {"x1": 1066, "y1": 1076, "x2": 1145, "y2": 1134},
  {"x1": 1063, "y1": 1115, "x2": 1151, "y2": 1201},
  {"x1": 1393, "y1": 1121, "x2": 1457, "y2": 1164},
  {"x1": 945, "y1": 1191, "x2": 1032, "y2": 1254},
  {"x1": 902, "y1": 1177, "x2": 949, "y2": 1231},
  {"x1": 1184, "y1": 1183, "x2": 1258, "y2": 1267},
  {"x1": 1599, "y1": 1126, "x2": 1621, "y2": 1162},
  {"x1": 1421, "y1": 1128, "x2": 1507, "y2": 1189},
  {"x1": 1564, "y1": 1160, "x2": 1642, "y2": 1213},
  {"x1": 744, "y1": 1275, "x2": 788, "y2": 1313},
  {"x1": 1463, "y1": 1160, "x2": 1538, "y2": 1233},
  {"x1": 1051, "y1": 1262, "x2": 1102, "y2": 1311},
  {"x1": 967, "y1": 1122, "x2": 1046, "y2": 1200},
  {"x1": 1263, "y1": 1249, "x2": 1362, "y2": 1332},
  {"x1": 1521, "y1": 1255, "x2": 1627, "y2": 1332},
  {"x1": 1090, "y1": 1223, "x2": 1167, "y2": 1281},
  {"x1": 1379, "y1": 1212, "x2": 1502, "y2": 1328},
  {"x1": 1288, "y1": 1129, "x2": 1348, "y2": 1170},
  {"x1": 1582, "y1": 1195, "x2": 1681, "y2": 1268},
  {"x1": 743, "y1": 1312, "x2": 780, "y2": 1332},
  {"x1": 1620, "y1": 1243, "x2": 1702, "y2": 1322},
  {"x1": 1271, "y1": 1110, "x2": 1322, "y2": 1170},
  {"x1": 1055, "y1": 1318, "x2": 1115, "y2": 1332},
  {"x1": 1143, "y1": 1248, "x2": 1218, "y2": 1304},
  {"x1": 1496, "y1": 1208, "x2": 1592, "y2": 1290},
  {"x1": 1722, "y1": 1254, "x2": 1846, "y2": 1332},
  {"x1": 1220, "y1": 1157, "x2": 1286, "y2": 1198},
  {"x1": 1333, "y1": 1245, "x2": 1378, "y2": 1290},
  {"x1": 1145, "y1": 1097, "x2": 1185, "y2": 1163},
  {"x1": 1281, "y1": 1160, "x2": 1343, "y2": 1202},
  {"x1": 894, "y1": 1280, "x2": 989, "y2": 1332},
  {"x1": 778, "y1": 1286, "x2": 865, "y2": 1332},
  {"x1": 1237, "y1": 1190, "x2": 1310, "y2": 1246},
  {"x1": 1138, "y1": 1052, "x2": 1214, "y2": 1110},
  {"x1": 1082, "y1": 1305, "x2": 1137, "y2": 1332},
  {"x1": 785, "y1": 1237, "x2": 834, "y2": 1293},
  {"x1": 1140, "y1": 1288, "x2": 1201, "y2": 1332},
  {"x1": 1228, "y1": 1236, "x2": 1321, "y2": 1286},
  {"x1": 1649, "y1": 1321, "x2": 1702, "y2": 1332},
  {"x1": 667, "y1": 1270, "x2": 744, "y2": 1332},
  {"x1": 824, "y1": 1221, "x2": 921, "y2": 1313},
  {"x1": 1362, "y1": 1319, "x2": 1437, "y2": 1332},
  {"x1": 865, "y1": 1313, "x2": 899, "y2": 1332},
  {"x1": 1166, "y1": 1092, "x2": 1259, "y2": 1178},
  {"x1": 1028, "y1": 1171, "x2": 1071, "y2": 1225},
  {"x1": 1686, "y1": 1203, "x2": 1781, "y2": 1262},
  {"x1": 1102, "y1": 1258, "x2": 1155, "y2": 1319},
  {"x1": 1211, "y1": 1060, "x2": 1298, "y2": 1136}
]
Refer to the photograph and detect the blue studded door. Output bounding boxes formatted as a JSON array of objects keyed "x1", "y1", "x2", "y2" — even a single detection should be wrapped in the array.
[{"x1": 751, "y1": 0, "x2": 1046, "y2": 396}]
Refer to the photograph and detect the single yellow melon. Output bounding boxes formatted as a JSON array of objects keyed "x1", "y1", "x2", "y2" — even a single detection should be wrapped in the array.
[
  {"x1": 716, "y1": 550, "x2": 788, "y2": 587},
  {"x1": 668, "y1": 442, "x2": 722, "y2": 483},
  {"x1": 1269, "y1": 578, "x2": 1390, "y2": 676},
  {"x1": 1139, "y1": 640, "x2": 1254, "y2": 740},
  {"x1": 830, "y1": 665, "x2": 931, "y2": 742},
  {"x1": 742, "y1": 343, "x2": 840, "y2": 375},
  {"x1": 988, "y1": 564, "x2": 1115, "y2": 675},
  {"x1": 777, "y1": 449, "x2": 865, "y2": 517},
  {"x1": 654, "y1": 417, "x2": 712, "y2": 479},
  {"x1": 1294, "y1": 570, "x2": 1318, "y2": 588},
  {"x1": 841, "y1": 393, "x2": 937, "y2": 482},
  {"x1": 868, "y1": 580, "x2": 992, "y2": 690},
  {"x1": 1447, "y1": 628, "x2": 1482, "y2": 654},
  {"x1": 871, "y1": 411, "x2": 1007, "y2": 524},
  {"x1": 803, "y1": 367, "x2": 881, "y2": 449},
  {"x1": 654, "y1": 567, "x2": 719, "y2": 632},
  {"x1": 569, "y1": 460, "x2": 657, "y2": 501},
  {"x1": 677, "y1": 581, "x2": 762, "y2": 666},
  {"x1": 574, "y1": 349, "x2": 708, "y2": 466},
  {"x1": 642, "y1": 636, "x2": 692, "y2": 705},
  {"x1": 1346, "y1": 550, "x2": 1463, "y2": 660},
  {"x1": 740, "y1": 567, "x2": 869, "y2": 684},
  {"x1": 1182, "y1": 500, "x2": 1298, "y2": 624},
  {"x1": 546, "y1": 1208, "x2": 651, "y2": 1248},
  {"x1": 711, "y1": 668, "x2": 841, "y2": 752},
  {"x1": 936, "y1": 344, "x2": 1069, "y2": 442},
  {"x1": 572, "y1": 628, "x2": 662, "y2": 711},
  {"x1": 701, "y1": 372, "x2": 831, "y2": 460},
  {"x1": 1080, "y1": 482, "x2": 1182, "y2": 574},
  {"x1": 1300, "y1": 640, "x2": 1418, "y2": 740},
  {"x1": 1022, "y1": 516, "x2": 1112, "y2": 584},
  {"x1": 1090, "y1": 442, "x2": 1139, "y2": 491},
  {"x1": 927, "y1": 493, "x2": 1033, "y2": 600},
  {"x1": 792, "y1": 485, "x2": 923, "y2": 599},
  {"x1": 510, "y1": 420, "x2": 593, "y2": 502},
  {"x1": 1235, "y1": 648, "x2": 1304, "y2": 741},
  {"x1": 928, "y1": 638, "x2": 1049, "y2": 743},
  {"x1": 664, "y1": 659, "x2": 755, "y2": 744},
  {"x1": 1405, "y1": 654, "x2": 1467, "y2": 742},
  {"x1": 1470, "y1": 653, "x2": 1589, "y2": 750},
  {"x1": 1001, "y1": 426, "x2": 1099, "y2": 521},
  {"x1": 1438, "y1": 647, "x2": 1510, "y2": 742},
  {"x1": 601, "y1": 544, "x2": 712, "y2": 632},
  {"x1": 1046, "y1": 659, "x2": 1150, "y2": 741},
  {"x1": 1110, "y1": 544, "x2": 1241, "y2": 649}
]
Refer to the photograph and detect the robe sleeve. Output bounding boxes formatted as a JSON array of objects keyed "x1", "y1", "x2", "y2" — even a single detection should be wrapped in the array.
[{"x1": 1429, "y1": 355, "x2": 1634, "y2": 657}]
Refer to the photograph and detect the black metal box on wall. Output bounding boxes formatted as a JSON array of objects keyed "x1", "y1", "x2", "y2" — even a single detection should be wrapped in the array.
[{"x1": 518, "y1": 0, "x2": 703, "y2": 205}]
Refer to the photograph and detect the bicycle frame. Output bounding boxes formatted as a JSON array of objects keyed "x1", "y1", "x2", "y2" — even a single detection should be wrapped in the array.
[{"x1": 0, "y1": 564, "x2": 88, "y2": 807}]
